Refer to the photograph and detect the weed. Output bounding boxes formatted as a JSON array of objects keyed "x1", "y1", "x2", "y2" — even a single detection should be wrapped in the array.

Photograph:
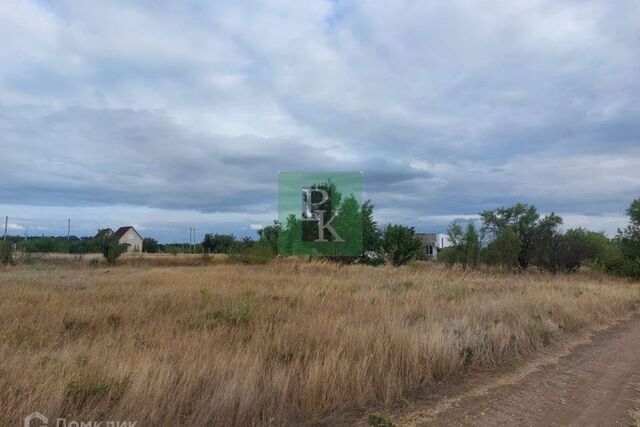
[
  {"x1": 205, "y1": 300, "x2": 255, "y2": 326},
  {"x1": 106, "y1": 314, "x2": 121, "y2": 329},
  {"x1": 368, "y1": 414, "x2": 394, "y2": 427},
  {"x1": 459, "y1": 345, "x2": 474, "y2": 365},
  {"x1": 186, "y1": 297, "x2": 256, "y2": 329},
  {"x1": 63, "y1": 315, "x2": 89, "y2": 333},
  {"x1": 64, "y1": 378, "x2": 109, "y2": 410}
]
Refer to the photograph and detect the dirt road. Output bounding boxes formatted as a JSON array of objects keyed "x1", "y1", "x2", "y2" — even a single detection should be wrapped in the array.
[{"x1": 395, "y1": 315, "x2": 640, "y2": 426}]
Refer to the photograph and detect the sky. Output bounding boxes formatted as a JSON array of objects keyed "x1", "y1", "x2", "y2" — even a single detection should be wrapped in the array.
[{"x1": 1, "y1": 0, "x2": 639, "y2": 242}]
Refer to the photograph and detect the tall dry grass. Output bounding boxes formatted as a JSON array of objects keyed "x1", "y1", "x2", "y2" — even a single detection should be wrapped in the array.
[{"x1": 0, "y1": 259, "x2": 638, "y2": 426}]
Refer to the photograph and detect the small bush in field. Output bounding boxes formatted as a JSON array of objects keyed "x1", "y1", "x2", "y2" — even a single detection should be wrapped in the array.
[
  {"x1": 0, "y1": 241, "x2": 14, "y2": 265},
  {"x1": 248, "y1": 241, "x2": 276, "y2": 264},
  {"x1": 228, "y1": 241, "x2": 275, "y2": 265},
  {"x1": 205, "y1": 301, "x2": 254, "y2": 326},
  {"x1": 368, "y1": 414, "x2": 394, "y2": 427},
  {"x1": 459, "y1": 345, "x2": 474, "y2": 365}
]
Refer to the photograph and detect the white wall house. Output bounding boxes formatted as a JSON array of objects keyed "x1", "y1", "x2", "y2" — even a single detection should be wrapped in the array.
[
  {"x1": 113, "y1": 226, "x2": 143, "y2": 253},
  {"x1": 415, "y1": 232, "x2": 451, "y2": 260}
]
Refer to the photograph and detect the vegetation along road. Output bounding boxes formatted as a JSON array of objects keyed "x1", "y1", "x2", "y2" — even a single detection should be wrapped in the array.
[{"x1": 394, "y1": 314, "x2": 640, "y2": 426}]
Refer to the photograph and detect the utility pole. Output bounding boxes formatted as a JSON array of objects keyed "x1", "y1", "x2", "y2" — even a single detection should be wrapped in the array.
[
  {"x1": 193, "y1": 227, "x2": 196, "y2": 253},
  {"x1": 3, "y1": 216, "x2": 7, "y2": 242},
  {"x1": 67, "y1": 218, "x2": 71, "y2": 240}
]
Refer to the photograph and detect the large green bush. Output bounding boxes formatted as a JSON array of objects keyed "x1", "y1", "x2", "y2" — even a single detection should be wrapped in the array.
[{"x1": 382, "y1": 224, "x2": 422, "y2": 266}]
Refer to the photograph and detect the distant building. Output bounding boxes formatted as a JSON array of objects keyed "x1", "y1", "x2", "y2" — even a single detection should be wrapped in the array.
[
  {"x1": 415, "y1": 232, "x2": 450, "y2": 260},
  {"x1": 113, "y1": 226, "x2": 143, "y2": 253}
]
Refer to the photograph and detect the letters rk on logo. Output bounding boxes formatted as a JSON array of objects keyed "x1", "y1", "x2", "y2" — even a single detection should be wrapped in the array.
[
  {"x1": 278, "y1": 172, "x2": 363, "y2": 257},
  {"x1": 302, "y1": 187, "x2": 344, "y2": 242}
]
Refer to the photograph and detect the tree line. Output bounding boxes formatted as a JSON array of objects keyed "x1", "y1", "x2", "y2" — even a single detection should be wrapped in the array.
[
  {"x1": 438, "y1": 200, "x2": 640, "y2": 277},
  {"x1": 2, "y1": 197, "x2": 639, "y2": 278}
]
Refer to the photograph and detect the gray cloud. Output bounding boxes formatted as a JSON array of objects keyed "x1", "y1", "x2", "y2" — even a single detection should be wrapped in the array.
[{"x1": 0, "y1": 0, "x2": 639, "y2": 240}]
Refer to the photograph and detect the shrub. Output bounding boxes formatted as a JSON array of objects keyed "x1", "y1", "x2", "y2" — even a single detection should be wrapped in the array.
[
  {"x1": 96, "y1": 231, "x2": 126, "y2": 264},
  {"x1": 459, "y1": 345, "x2": 474, "y2": 365},
  {"x1": 443, "y1": 222, "x2": 482, "y2": 269},
  {"x1": 202, "y1": 233, "x2": 236, "y2": 254},
  {"x1": 0, "y1": 241, "x2": 14, "y2": 265},
  {"x1": 186, "y1": 295, "x2": 256, "y2": 329},
  {"x1": 248, "y1": 240, "x2": 275, "y2": 264},
  {"x1": 165, "y1": 245, "x2": 180, "y2": 255},
  {"x1": 228, "y1": 240, "x2": 275, "y2": 264},
  {"x1": 486, "y1": 228, "x2": 521, "y2": 270},
  {"x1": 368, "y1": 414, "x2": 394, "y2": 427},
  {"x1": 105, "y1": 241, "x2": 126, "y2": 264},
  {"x1": 382, "y1": 224, "x2": 422, "y2": 266},
  {"x1": 437, "y1": 246, "x2": 458, "y2": 268},
  {"x1": 142, "y1": 237, "x2": 159, "y2": 253}
]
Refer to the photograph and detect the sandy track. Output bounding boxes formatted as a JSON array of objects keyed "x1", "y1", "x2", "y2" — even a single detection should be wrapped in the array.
[{"x1": 393, "y1": 315, "x2": 640, "y2": 426}]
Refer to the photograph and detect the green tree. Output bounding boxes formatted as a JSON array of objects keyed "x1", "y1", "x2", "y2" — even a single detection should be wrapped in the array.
[
  {"x1": 443, "y1": 222, "x2": 481, "y2": 269},
  {"x1": 437, "y1": 246, "x2": 457, "y2": 268},
  {"x1": 382, "y1": 224, "x2": 422, "y2": 266},
  {"x1": 202, "y1": 233, "x2": 236, "y2": 254},
  {"x1": 362, "y1": 200, "x2": 381, "y2": 253},
  {"x1": 480, "y1": 203, "x2": 562, "y2": 269},
  {"x1": 247, "y1": 240, "x2": 276, "y2": 264},
  {"x1": 142, "y1": 237, "x2": 159, "y2": 253},
  {"x1": 462, "y1": 223, "x2": 481, "y2": 269},
  {"x1": 328, "y1": 193, "x2": 364, "y2": 258},
  {"x1": 556, "y1": 228, "x2": 612, "y2": 272},
  {"x1": 0, "y1": 241, "x2": 14, "y2": 265},
  {"x1": 257, "y1": 221, "x2": 281, "y2": 254},
  {"x1": 360, "y1": 200, "x2": 383, "y2": 265},
  {"x1": 617, "y1": 198, "x2": 640, "y2": 257},
  {"x1": 280, "y1": 214, "x2": 302, "y2": 256},
  {"x1": 96, "y1": 230, "x2": 125, "y2": 264},
  {"x1": 485, "y1": 228, "x2": 521, "y2": 270},
  {"x1": 611, "y1": 198, "x2": 640, "y2": 277}
]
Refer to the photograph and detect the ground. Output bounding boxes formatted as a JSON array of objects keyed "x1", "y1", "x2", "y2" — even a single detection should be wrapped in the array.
[
  {"x1": 390, "y1": 315, "x2": 640, "y2": 426},
  {"x1": 0, "y1": 254, "x2": 638, "y2": 426}
]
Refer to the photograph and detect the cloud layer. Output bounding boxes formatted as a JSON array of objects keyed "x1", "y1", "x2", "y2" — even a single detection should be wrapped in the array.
[{"x1": 1, "y1": 0, "x2": 639, "y2": 240}]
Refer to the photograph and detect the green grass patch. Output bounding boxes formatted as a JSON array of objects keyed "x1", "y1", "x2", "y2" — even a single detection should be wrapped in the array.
[{"x1": 368, "y1": 414, "x2": 394, "y2": 427}]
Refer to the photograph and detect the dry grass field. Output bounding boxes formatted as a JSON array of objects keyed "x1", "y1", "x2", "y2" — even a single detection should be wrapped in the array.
[{"x1": 1, "y1": 256, "x2": 639, "y2": 426}]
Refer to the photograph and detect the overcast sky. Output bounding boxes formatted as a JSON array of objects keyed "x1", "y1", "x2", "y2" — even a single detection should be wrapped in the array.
[{"x1": 1, "y1": 0, "x2": 639, "y2": 242}]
